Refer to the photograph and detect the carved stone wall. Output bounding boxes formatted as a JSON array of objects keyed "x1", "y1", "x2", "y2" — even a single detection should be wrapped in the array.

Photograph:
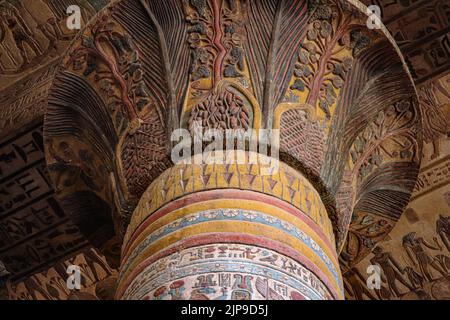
[
  {"x1": 0, "y1": 0, "x2": 110, "y2": 139},
  {"x1": 5, "y1": 247, "x2": 117, "y2": 300},
  {"x1": 0, "y1": 0, "x2": 114, "y2": 292},
  {"x1": 2, "y1": 0, "x2": 448, "y2": 300},
  {"x1": 345, "y1": 72, "x2": 450, "y2": 300}
]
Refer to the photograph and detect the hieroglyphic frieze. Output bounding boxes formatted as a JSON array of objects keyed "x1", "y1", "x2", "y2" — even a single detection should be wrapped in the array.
[{"x1": 122, "y1": 244, "x2": 333, "y2": 300}]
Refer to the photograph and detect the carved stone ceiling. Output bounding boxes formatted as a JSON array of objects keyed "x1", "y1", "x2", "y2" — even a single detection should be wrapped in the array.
[
  {"x1": 0, "y1": 0, "x2": 114, "y2": 286},
  {"x1": 0, "y1": 124, "x2": 89, "y2": 281}
]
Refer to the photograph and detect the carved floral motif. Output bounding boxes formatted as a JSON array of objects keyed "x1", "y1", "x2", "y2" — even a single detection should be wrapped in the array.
[
  {"x1": 184, "y1": 0, "x2": 251, "y2": 134},
  {"x1": 350, "y1": 99, "x2": 419, "y2": 183},
  {"x1": 66, "y1": 11, "x2": 169, "y2": 201},
  {"x1": 188, "y1": 87, "x2": 250, "y2": 132}
]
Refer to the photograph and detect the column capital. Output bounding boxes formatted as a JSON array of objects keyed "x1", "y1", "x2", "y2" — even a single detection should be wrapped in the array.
[{"x1": 43, "y1": 0, "x2": 422, "y2": 276}]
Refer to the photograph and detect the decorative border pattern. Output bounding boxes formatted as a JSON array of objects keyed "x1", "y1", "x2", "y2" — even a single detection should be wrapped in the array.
[
  {"x1": 127, "y1": 158, "x2": 334, "y2": 245},
  {"x1": 122, "y1": 208, "x2": 339, "y2": 281}
]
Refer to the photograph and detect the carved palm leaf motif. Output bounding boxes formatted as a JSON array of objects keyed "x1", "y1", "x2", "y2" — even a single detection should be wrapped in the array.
[
  {"x1": 274, "y1": 1, "x2": 421, "y2": 260},
  {"x1": 62, "y1": 9, "x2": 169, "y2": 183},
  {"x1": 326, "y1": 41, "x2": 421, "y2": 266}
]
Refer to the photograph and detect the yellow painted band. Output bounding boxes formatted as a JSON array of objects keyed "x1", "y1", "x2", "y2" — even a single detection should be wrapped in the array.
[{"x1": 125, "y1": 198, "x2": 338, "y2": 269}]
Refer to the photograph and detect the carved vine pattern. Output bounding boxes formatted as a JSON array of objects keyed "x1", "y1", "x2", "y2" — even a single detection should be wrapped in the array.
[
  {"x1": 185, "y1": 0, "x2": 249, "y2": 134},
  {"x1": 185, "y1": 0, "x2": 246, "y2": 87},
  {"x1": 68, "y1": 13, "x2": 163, "y2": 135}
]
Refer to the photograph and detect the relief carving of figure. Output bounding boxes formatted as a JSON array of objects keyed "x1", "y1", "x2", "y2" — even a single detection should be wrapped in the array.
[
  {"x1": 345, "y1": 268, "x2": 377, "y2": 300},
  {"x1": 436, "y1": 215, "x2": 450, "y2": 253},
  {"x1": 21, "y1": 0, "x2": 61, "y2": 48},
  {"x1": 402, "y1": 232, "x2": 447, "y2": 282},
  {"x1": 404, "y1": 266, "x2": 425, "y2": 290}
]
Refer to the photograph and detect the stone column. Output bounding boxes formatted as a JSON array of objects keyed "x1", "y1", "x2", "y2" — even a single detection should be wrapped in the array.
[{"x1": 116, "y1": 155, "x2": 343, "y2": 300}]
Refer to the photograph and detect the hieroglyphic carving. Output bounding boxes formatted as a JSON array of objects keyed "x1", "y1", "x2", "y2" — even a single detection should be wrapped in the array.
[
  {"x1": 122, "y1": 244, "x2": 332, "y2": 300},
  {"x1": 418, "y1": 78, "x2": 450, "y2": 160},
  {"x1": 0, "y1": 1, "x2": 43, "y2": 66},
  {"x1": 0, "y1": 61, "x2": 58, "y2": 140},
  {"x1": 0, "y1": 1, "x2": 111, "y2": 142},
  {"x1": 412, "y1": 157, "x2": 450, "y2": 200},
  {"x1": 346, "y1": 214, "x2": 450, "y2": 300}
]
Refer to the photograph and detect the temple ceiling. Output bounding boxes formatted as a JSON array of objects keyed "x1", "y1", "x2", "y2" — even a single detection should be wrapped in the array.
[{"x1": 42, "y1": 0, "x2": 420, "y2": 270}]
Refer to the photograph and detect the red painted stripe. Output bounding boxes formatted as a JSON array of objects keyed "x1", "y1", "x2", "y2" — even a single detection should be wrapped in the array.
[
  {"x1": 118, "y1": 232, "x2": 341, "y2": 300},
  {"x1": 124, "y1": 189, "x2": 336, "y2": 260}
]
